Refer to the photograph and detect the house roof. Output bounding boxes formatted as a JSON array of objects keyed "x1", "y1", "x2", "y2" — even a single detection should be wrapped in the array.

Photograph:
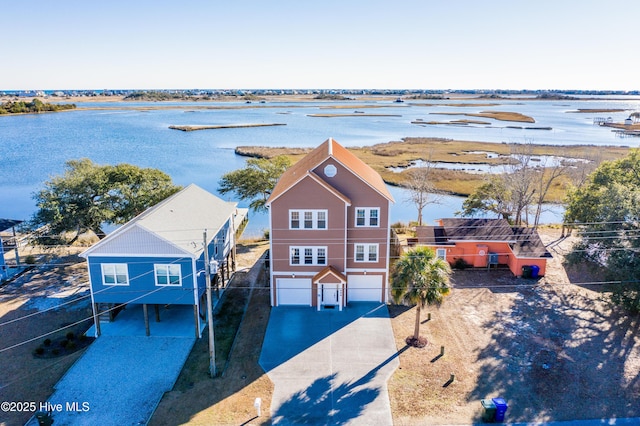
[
  {"x1": 0, "y1": 219, "x2": 22, "y2": 233},
  {"x1": 417, "y1": 218, "x2": 551, "y2": 258},
  {"x1": 81, "y1": 184, "x2": 240, "y2": 258},
  {"x1": 313, "y1": 265, "x2": 347, "y2": 284},
  {"x1": 266, "y1": 138, "x2": 393, "y2": 205},
  {"x1": 440, "y1": 218, "x2": 515, "y2": 241}
]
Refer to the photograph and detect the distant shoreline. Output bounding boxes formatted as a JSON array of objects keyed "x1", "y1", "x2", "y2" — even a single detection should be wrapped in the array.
[{"x1": 3, "y1": 93, "x2": 639, "y2": 105}]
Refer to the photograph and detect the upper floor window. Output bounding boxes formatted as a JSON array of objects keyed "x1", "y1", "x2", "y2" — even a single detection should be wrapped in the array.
[
  {"x1": 101, "y1": 263, "x2": 129, "y2": 286},
  {"x1": 355, "y1": 208, "x2": 380, "y2": 227},
  {"x1": 290, "y1": 246, "x2": 328, "y2": 266},
  {"x1": 289, "y1": 210, "x2": 328, "y2": 230},
  {"x1": 354, "y1": 244, "x2": 379, "y2": 262},
  {"x1": 155, "y1": 264, "x2": 182, "y2": 286}
]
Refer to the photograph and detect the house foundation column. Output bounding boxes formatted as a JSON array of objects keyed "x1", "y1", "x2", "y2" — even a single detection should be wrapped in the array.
[
  {"x1": 154, "y1": 304, "x2": 160, "y2": 322},
  {"x1": 93, "y1": 303, "x2": 101, "y2": 337},
  {"x1": 143, "y1": 304, "x2": 150, "y2": 336},
  {"x1": 193, "y1": 304, "x2": 200, "y2": 338}
]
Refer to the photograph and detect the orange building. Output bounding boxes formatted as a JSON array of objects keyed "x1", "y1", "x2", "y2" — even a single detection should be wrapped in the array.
[{"x1": 414, "y1": 218, "x2": 551, "y2": 277}]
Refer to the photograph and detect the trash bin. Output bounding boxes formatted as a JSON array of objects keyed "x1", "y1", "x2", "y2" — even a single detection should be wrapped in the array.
[
  {"x1": 530, "y1": 265, "x2": 540, "y2": 278},
  {"x1": 521, "y1": 265, "x2": 532, "y2": 278},
  {"x1": 492, "y1": 397, "x2": 508, "y2": 422},
  {"x1": 481, "y1": 399, "x2": 496, "y2": 422}
]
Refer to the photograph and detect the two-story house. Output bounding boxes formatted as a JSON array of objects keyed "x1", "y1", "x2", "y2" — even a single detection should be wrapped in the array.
[{"x1": 266, "y1": 138, "x2": 394, "y2": 310}]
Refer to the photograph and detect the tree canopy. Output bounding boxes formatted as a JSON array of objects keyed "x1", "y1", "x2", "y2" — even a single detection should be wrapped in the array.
[
  {"x1": 0, "y1": 98, "x2": 76, "y2": 114},
  {"x1": 218, "y1": 156, "x2": 291, "y2": 212},
  {"x1": 30, "y1": 159, "x2": 181, "y2": 242},
  {"x1": 564, "y1": 149, "x2": 640, "y2": 312}
]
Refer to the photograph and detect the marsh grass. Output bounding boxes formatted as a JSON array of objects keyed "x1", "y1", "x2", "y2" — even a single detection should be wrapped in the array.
[{"x1": 237, "y1": 138, "x2": 628, "y2": 202}]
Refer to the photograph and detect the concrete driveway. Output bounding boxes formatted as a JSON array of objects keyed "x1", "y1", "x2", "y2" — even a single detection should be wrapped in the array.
[
  {"x1": 26, "y1": 305, "x2": 197, "y2": 425},
  {"x1": 259, "y1": 303, "x2": 400, "y2": 425}
]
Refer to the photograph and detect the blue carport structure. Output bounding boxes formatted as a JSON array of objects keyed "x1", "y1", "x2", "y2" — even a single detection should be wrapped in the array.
[
  {"x1": 0, "y1": 219, "x2": 23, "y2": 282},
  {"x1": 80, "y1": 184, "x2": 247, "y2": 338}
]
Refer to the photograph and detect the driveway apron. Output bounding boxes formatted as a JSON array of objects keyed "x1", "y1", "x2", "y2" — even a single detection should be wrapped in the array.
[{"x1": 260, "y1": 303, "x2": 399, "y2": 425}]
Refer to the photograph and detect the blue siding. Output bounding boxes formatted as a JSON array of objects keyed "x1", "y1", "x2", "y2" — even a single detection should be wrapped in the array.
[{"x1": 88, "y1": 255, "x2": 197, "y2": 305}]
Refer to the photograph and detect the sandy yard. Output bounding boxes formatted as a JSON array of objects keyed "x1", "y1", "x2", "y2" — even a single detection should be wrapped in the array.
[{"x1": 388, "y1": 227, "x2": 640, "y2": 424}]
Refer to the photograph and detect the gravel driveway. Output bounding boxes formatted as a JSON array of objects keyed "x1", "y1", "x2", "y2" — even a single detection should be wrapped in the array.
[{"x1": 26, "y1": 334, "x2": 194, "y2": 425}]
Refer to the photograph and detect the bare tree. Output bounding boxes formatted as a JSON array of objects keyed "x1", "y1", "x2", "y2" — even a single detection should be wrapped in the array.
[
  {"x1": 567, "y1": 148, "x2": 602, "y2": 189},
  {"x1": 404, "y1": 157, "x2": 440, "y2": 226},
  {"x1": 504, "y1": 144, "x2": 537, "y2": 226},
  {"x1": 531, "y1": 159, "x2": 570, "y2": 228}
]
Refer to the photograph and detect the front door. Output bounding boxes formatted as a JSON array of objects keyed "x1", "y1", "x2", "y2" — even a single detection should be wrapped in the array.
[{"x1": 321, "y1": 283, "x2": 339, "y2": 306}]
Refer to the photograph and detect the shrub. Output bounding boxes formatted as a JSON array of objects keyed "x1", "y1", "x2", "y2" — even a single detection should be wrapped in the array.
[
  {"x1": 60, "y1": 340, "x2": 69, "y2": 348},
  {"x1": 24, "y1": 255, "x2": 36, "y2": 265},
  {"x1": 52, "y1": 348, "x2": 60, "y2": 355},
  {"x1": 66, "y1": 331, "x2": 75, "y2": 341},
  {"x1": 453, "y1": 257, "x2": 471, "y2": 270},
  {"x1": 34, "y1": 347, "x2": 45, "y2": 355},
  {"x1": 67, "y1": 341, "x2": 77, "y2": 350},
  {"x1": 43, "y1": 338, "x2": 52, "y2": 347},
  {"x1": 78, "y1": 334, "x2": 87, "y2": 341}
]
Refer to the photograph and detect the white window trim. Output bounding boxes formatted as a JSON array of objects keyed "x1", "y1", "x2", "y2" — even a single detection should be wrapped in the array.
[
  {"x1": 289, "y1": 209, "x2": 328, "y2": 230},
  {"x1": 154, "y1": 263, "x2": 182, "y2": 287},
  {"x1": 101, "y1": 263, "x2": 129, "y2": 286},
  {"x1": 436, "y1": 248, "x2": 447, "y2": 260},
  {"x1": 354, "y1": 243, "x2": 379, "y2": 263},
  {"x1": 355, "y1": 207, "x2": 380, "y2": 227},
  {"x1": 289, "y1": 246, "x2": 328, "y2": 266}
]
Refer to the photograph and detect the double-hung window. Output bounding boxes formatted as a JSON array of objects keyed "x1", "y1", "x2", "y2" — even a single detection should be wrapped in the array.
[
  {"x1": 101, "y1": 263, "x2": 129, "y2": 286},
  {"x1": 355, "y1": 208, "x2": 380, "y2": 227},
  {"x1": 289, "y1": 246, "x2": 328, "y2": 266},
  {"x1": 354, "y1": 244, "x2": 379, "y2": 263},
  {"x1": 155, "y1": 264, "x2": 182, "y2": 286},
  {"x1": 289, "y1": 210, "x2": 328, "y2": 230}
]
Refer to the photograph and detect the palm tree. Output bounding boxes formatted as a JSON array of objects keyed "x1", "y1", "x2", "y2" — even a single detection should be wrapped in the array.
[{"x1": 391, "y1": 246, "x2": 451, "y2": 345}]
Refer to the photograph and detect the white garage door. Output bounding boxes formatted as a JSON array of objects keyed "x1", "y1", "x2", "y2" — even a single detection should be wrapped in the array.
[
  {"x1": 347, "y1": 275, "x2": 383, "y2": 302},
  {"x1": 277, "y1": 278, "x2": 312, "y2": 305}
]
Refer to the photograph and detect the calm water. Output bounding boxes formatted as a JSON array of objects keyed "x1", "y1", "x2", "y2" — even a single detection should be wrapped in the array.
[{"x1": 1, "y1": 97, "x2": 638, "y2": 236}]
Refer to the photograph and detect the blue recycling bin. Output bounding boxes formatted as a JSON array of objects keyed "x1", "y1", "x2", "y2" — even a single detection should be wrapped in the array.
[
  {"x1": 492, "y1": 397, "x2": 508, "y2": 422},
  {"x1": 530, "y1": 265, "x2": 540, "y2": 278}
]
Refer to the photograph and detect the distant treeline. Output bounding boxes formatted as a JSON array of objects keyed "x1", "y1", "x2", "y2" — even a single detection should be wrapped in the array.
[
  {"x1": 0, "y1": 99, "x2": 76, "y2": 114},
  {"x1": 124, "y1": 91, "x2": 191, "y2": 101}
]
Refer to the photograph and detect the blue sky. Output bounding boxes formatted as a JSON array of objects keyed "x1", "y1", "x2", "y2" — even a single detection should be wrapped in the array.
[{"x1": 1, "y1": 0, "x2": 637, "y2": 90}]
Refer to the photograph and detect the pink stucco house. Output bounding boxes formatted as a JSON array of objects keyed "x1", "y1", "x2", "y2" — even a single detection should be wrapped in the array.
[
  {"x1": 413, "y1": 218, "x2": 551, "y2": 277},
  {"x1": 266, "y1": 138, "x2": 395, "y2": 310}
]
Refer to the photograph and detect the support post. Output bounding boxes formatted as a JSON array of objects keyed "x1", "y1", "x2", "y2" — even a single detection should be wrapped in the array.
[
  {"x1": 155, "y1": 304, "x2": 160, "y2": 322},
  {"x1": 204, "y1": 230, "x2": 217, "y2": 378},
  {"x1": 143, "y1": 304, "x2": 150, "y2": 336},
  {"x1": 93, "y1": 303, "x2": 101, "y2": 337},
  {"x1": 193, "y1": 305, "x2": 199, "y2": 338}
]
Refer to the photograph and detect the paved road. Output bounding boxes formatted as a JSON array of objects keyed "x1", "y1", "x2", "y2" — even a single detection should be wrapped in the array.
[{"x1": 259, "y1": 303, "x2": 399, "y2": 425}]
